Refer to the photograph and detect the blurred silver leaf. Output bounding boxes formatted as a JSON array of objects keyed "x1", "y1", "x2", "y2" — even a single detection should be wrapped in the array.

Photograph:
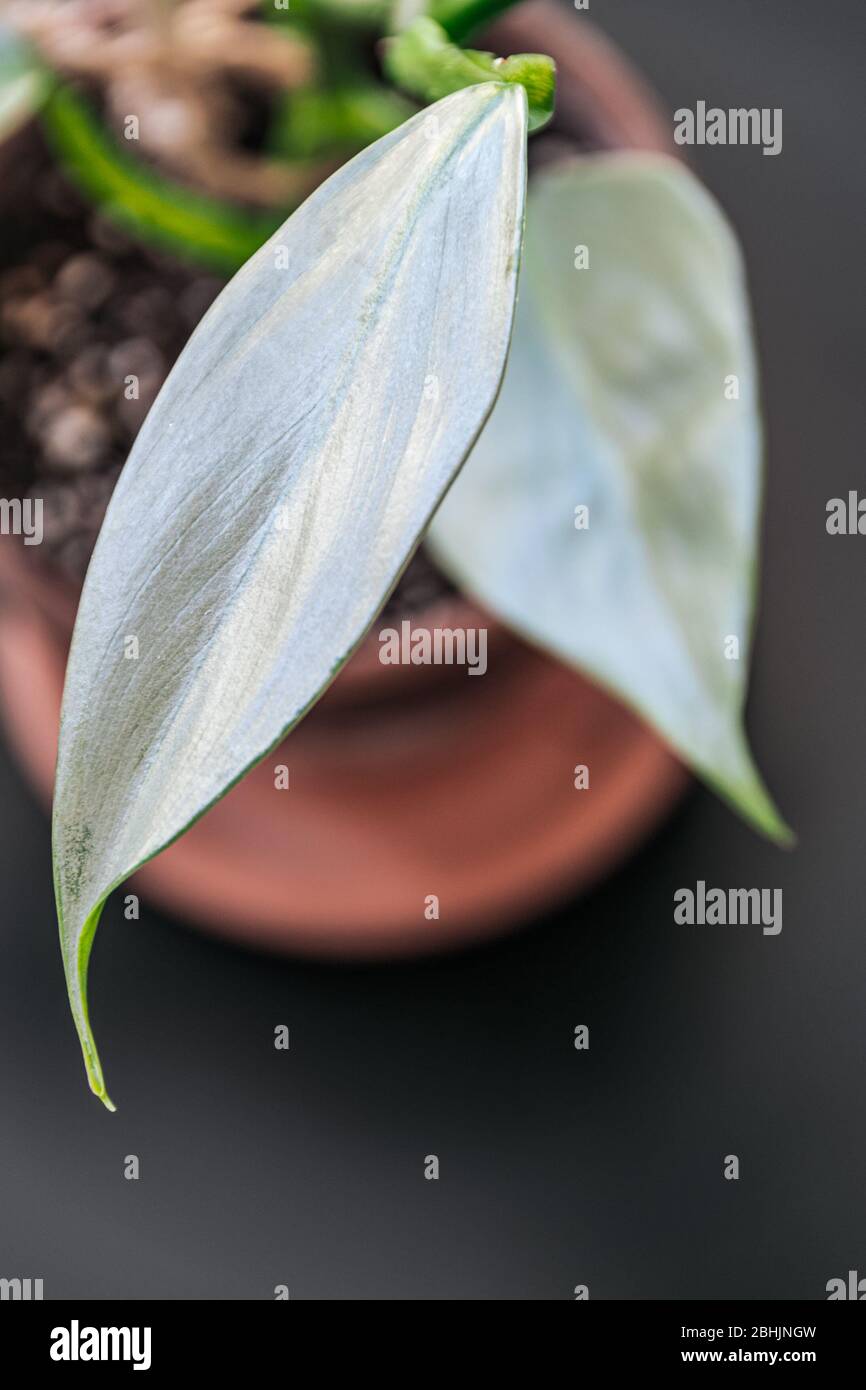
[
  {"x1": 53, "y1": 84, "x2": 527, "y2": 1107},
  {"x1": 0, "y1": 21, "x2": 47, "y2": 143},
  {"x1": 429, "y1": 152, "x2": 790, "y2": 843}
]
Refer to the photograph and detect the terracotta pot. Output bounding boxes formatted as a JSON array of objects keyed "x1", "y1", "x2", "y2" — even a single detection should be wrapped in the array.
[{"x1": 0, "y1": 1, "x2": 688, "y2": 957}]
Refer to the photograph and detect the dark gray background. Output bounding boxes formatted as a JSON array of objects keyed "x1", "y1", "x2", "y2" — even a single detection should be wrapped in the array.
[{"x1": 1, "y1": 0, "x2": 863, "y2": 1299}]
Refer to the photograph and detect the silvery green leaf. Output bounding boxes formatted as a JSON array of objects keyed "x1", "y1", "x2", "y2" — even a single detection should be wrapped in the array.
[
  {"x1": 429, "y1": 153, "x2": 791, "y2": 843},
  {"x1": 53, "y1": 83, "x2": 527, "y2": 1108},
  {"x1": 0, "y1": 22, "x2": 47, "y2": 143}
]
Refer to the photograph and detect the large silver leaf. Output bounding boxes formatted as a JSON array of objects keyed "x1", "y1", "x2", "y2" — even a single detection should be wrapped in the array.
[
  {"x1": 429, "y1": 152, "x2": 790, "y2": 842},
  {"x1": 53, "y1": 84, "x2": 527, "y2": 1107}
]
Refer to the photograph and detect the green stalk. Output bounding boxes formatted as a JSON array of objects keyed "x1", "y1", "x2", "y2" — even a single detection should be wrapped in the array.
[{"x1": 40, "y1": 85, "x2": 284, "y2": 274}]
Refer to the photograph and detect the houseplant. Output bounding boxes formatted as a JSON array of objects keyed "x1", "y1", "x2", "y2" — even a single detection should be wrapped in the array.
[{"x1": 0, "y1": 1, "x2": 789, "y2": 1108}]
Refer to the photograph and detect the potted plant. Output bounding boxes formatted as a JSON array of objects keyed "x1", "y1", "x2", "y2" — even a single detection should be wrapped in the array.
[{"x1": 0, "y1": 1, "x2": 789, "y2": 1108}]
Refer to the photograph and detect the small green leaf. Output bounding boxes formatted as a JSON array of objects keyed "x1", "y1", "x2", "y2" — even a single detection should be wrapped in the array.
[
  {"x1": 429, "y1": 153, "x2": 792, "y2": 844},
  {"x1": 40, "y1": 86, "x2": 284, "y2": 273},
  {"x1": 0, "y1": 21, "x2": 48, "y2": 143},
  {"x1": 384, "y1": 16, "x2": 554, "y2": 132},
  {"x1": 53, "y1": 85, "x2": 527, "y2": 1107}
]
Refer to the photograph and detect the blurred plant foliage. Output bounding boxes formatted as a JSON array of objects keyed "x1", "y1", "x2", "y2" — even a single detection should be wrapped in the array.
[
  {"x1": 429, "y1": 155, "x2": 792, "y2": 844},
  {"x1": 0, "y1": 18, "x2": 48, "y2": 140}
]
